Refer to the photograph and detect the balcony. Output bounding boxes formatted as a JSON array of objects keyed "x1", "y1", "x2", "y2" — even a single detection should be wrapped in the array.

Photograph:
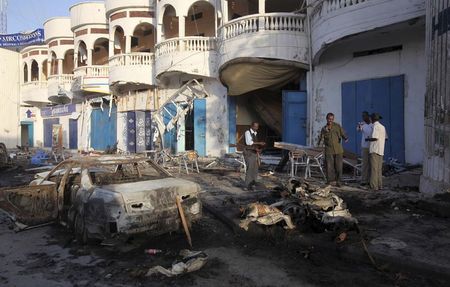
[
  {"x1": 106, "y1": 0, "x2": 154, "y2": 16},
  {"x1": 155, "y1": 37, "x2": 218, "y2": 78},
  {"x1": 72, "y1": 66, "x2": 110, "y2": 95},
  {"x1": 109, "y1": 53, "x2": 155, "y2": 88},
  {"x1": 218, "y1": 13, "x2": 309, "y2": 69},
  {"x1": 48, "y1": 75, "x2": 74, "y2": 103},
  {"x1": 21, "y1": 81, "x2": 50, "y2": 107},
  {"x1": 310, "y1": 0, "x2": 425, "y2": 60}
]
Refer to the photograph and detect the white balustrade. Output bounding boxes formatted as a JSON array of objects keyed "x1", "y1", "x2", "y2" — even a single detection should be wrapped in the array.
[
  {"x1": 109, "y1": 53, "x2": 155, "y2": 67},
  {"x1": 312, "y1": 0, "x2": 368, "y2": 20},
  {"x1": 220, "y1": 13, "x2": 306, "y2": 40},
  {"x1": 21, "y1": 81, "x2": 48, "y2": 89},
  {"x1": 48, "y1": 74, "x2": 74, "y2": 85},
  {"x1": 156, "y1": 37, "x2": 217, "y2": 57},
  {"x1": 74, "y1": 66, "x2": 109, "y2": 77}
]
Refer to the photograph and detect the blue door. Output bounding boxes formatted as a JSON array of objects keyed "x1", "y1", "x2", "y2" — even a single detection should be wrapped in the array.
[
  {"x1": 282, "y1": 91, "x2": 307, "y2": 145},
  {"x1": 43, "y1": 118, "x2": 60, "y2": 148},
  {"x1": 162, "y1": 103, "x2": 178, "y2": 153},
  {"x1": 69, "y1": 119, "x2": 78, "y2": 149},
  {"x1": 194, "y1": 99, "x2": 207, "y2": 156},
  {"x1": 342, "y1": 75, "x2": 405, "y2": 162},
  {"x1": 91, "y1": 106, "x2": 117, "y2": 151},
  {"x1": 228, "y1": 96, "x2": 237, "y2": 153}
]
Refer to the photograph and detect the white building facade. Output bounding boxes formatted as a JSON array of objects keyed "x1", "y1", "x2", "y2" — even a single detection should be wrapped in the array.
[{"x1": 8, "y1": 0, "x2": 431, "y2": 168}]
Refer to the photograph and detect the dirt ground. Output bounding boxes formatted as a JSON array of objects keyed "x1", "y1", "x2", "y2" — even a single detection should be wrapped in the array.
[{"x1": 0, "y1": 161, "x2": 448, "y2": 287}]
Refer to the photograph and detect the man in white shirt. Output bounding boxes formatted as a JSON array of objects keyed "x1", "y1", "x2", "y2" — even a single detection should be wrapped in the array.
[
  {"x1": 366, "y1": 113, "x2": 387, "y2": 191},
  {"x1": 357, "y1": 111, "x2": 373, "y2": 186},
  {"x1": 243, "y1": 122, "x2": 265, "y2": 191}
]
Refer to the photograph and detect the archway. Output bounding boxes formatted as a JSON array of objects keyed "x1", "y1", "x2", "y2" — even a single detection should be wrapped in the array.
[
  {"x1": 77, "y1": 41, "x2": 88, "y2": 67},
  {"x1": 50, "y1": 51, "x2": 58, "y2": 75},
  {"x1": 265, "y1": 0, "x2": 303, "y2": 13},
  {"x1": 114, "y1": 26, "x2": 126, "y2": 55},
  {"x1": 186, "y1": 1, "x2": 216, "y2": 37},
  {"x1": 162, "y1": 5, "x2": 178, "y2": 40},
  {"x1": 228, "y1": 0, "x2": 258, "y2": 20},
  {"x1": 63, "y1": 49, "x2": 74, "y2": 74},
  {"x1": 92, "y1": 38, "x2": 109, "y2": 65},
  {"x1": 132, "y1": 23, "x2": 156, "y2": 53},
  {"x1": 42, "y1": 60, "x2": 48, "y2": 81},
  {"x1": 31, "y1": 60, "x2": 39, "y2": 81},
  {"x1": 23, "y1": 63, "x2": 28, "y2": 83}
]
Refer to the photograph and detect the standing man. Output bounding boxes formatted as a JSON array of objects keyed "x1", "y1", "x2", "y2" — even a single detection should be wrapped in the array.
[
  {"x1": 318, "y1": 113, "x2": 348, "y2": 187},
  {"x1": 366, "y1": 113, "x2": 387, "y2": 191},
  {"x1": 243, "y1": 122, "x2": 265, "y2": 191},
  {"x1": 357, "y1": 111, "x2": 373, "y2": 186}
]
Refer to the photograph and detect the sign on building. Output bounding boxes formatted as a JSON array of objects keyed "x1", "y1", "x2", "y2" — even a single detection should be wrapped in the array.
[
  {"x1": 0, "y1": 29, "x2": 44, "y2": 47},
  {"x1": 40, "y1": 104, "x2": 76, "y2": 118}
]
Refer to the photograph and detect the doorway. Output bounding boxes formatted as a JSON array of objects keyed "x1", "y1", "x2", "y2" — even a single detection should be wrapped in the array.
[{"x1": 20, "y1": 122, "x2": 34, "y2": 147}]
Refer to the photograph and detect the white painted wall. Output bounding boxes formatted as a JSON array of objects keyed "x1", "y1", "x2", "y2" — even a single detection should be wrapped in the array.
[
  {"x1": 0, "y1": 48, "x2": 20, "y2": 148},
  {"x1": 310, "y1": 24, "x2": 425, "y2": 164}
]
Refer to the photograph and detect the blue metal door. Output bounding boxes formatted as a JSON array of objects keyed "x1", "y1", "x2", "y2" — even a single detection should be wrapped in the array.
[
  {"x1": 69, "y1": 119, "x2": 78, "y2": 149},
  {"x1": 282, "y1": 91, "x2": 307, "y2": 145},
  {"x1": 342, "y1": 75, "x2": 405, "y2": 162},
  {"x1": 90, "y1": 106, "x2": 117, "y2": 151},
  {"x1": 194, "y1": 99, "x2": 207, "y2": 156},
  {"x1": 162, "y1": 103, "x2": 177, "y2": 153},
  {"x1": 43, "y1": 118, "x2": 59, "y2": 148}
]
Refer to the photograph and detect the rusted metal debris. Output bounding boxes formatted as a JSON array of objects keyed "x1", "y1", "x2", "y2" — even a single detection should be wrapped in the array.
[{"x1": 0, "y1": 155, "x2": 203, "y2": 245}]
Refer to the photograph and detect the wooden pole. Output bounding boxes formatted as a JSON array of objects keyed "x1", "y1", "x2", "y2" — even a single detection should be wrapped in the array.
[{"x1": 176, "y1": 196, "x2": 192, "y2": 248}]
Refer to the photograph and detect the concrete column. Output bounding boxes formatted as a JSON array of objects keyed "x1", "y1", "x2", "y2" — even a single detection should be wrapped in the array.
[
  {"x1": 109, "y1": 36, "x2": 114, "y2": 58},
  {"x1": 179, "y1": 16, "x2": 185, "y2": 37},
  {"x1": 87, "y1": 49, "x2": 93, "y2": 66},
  {"x1": 157, "y1": 22, "x2": 163, "y2": 42},
  {"x1": 223, "y1": 0, "x2": 229, "y2": 23},
  {"x1": 125, "y1": 35, "x2": 132, "y2": 54},
  {"x1": 47, "y1": 60, "x2": 51, "y2": 78},
  {"x1": 38, "y1": 64, "x2": 42, "y2": 81},
  {"x1": 58, "y1": 59, "x2": 63, "y2": 75},
  {"x1": 74, "y1": 48, "x2": 78, "y2": 68},
  {"x1": 259, "y1": 0, "x2": 265, "y2": 14},
  {"x1": 27, "y1": 62, "x2": 32, "y2": 82}
]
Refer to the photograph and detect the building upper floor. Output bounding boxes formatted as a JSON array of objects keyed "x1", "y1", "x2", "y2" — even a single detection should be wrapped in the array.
[{"x1": 17, "y1": 0, "x2": 426, "y2": 104}]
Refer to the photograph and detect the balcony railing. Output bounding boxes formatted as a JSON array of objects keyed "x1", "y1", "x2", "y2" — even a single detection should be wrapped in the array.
[
  {"x1": 109, "y1": 52, "x2": 155, "y2": 67},
  {"x1": 48, "y1": 74, "x2": 74, "y2": 85},
  {"x1": 21, "y1": 81, "x2": 48, "y2": 88},
  {"x1": 74, "y1": 65, "x2": 109, "y2": 77},
  {"x1": 155, "y1": 37, "x2": 217, "y2": 57},
  {"x1": 220, "y1": 13, "x2": 306, "y2": 40}
]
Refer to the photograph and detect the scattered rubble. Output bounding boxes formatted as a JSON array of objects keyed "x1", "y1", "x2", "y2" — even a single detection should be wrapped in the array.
[{"x1": 239, "y1": 203, "x2": 296, "y2": 231}]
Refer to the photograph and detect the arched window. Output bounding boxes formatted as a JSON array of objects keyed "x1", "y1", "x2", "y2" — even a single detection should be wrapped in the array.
[
  {"x1": 50, "y1": 52, "x2": 58, "y2": 75},
  {"x1": 92, "y1": 38, "x2": 109, "y2": 65},
  {"x1": 77, "y1": 41, "x2": 88, "y2": 67},
  {"x1": 132, "y1": 23, "x2": 156, "y2": 53},
  {"x1": 42, "y1": 60, "x2": 48, "y2": 81},
  {"x1": 265, "y1": 0, "x2": 302, "y2": 13},
  {"x1": 64, "y1": 49, "x2": 74, "y2": 74},
  {"x1": 186, "y1": 1, "x2": 216, "y2": 37},
  {"x1": 162, "y1": 5, "x2": 178, "y2": 40},
  {"x1": 23, "y1": 63, "x2": 28, "y2": 83},
  {"x1": 114, "y1": 26, "x2": 126, "y2": 55},
  {"x1": 228, "y1": 0, "x2": 258, "y2": 20},
  {"x1": 31, "y1": 60, "x2": 39, "y2": 81}
]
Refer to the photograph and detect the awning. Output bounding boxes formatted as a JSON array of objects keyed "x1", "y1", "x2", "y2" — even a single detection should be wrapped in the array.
[{"x1": 220, "y1": 59, "x2": 306, "y2": 96}]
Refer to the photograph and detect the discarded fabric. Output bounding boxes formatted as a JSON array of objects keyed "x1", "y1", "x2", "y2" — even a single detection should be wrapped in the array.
[
  {"x1": 239, "y1": 203, "x2": 296, "y2": 231},
  {"x1": 146, "y1": 250, "x2": 208, "y2": 277}
]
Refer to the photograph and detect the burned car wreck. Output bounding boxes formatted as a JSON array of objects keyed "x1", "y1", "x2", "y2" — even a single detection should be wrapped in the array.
[{"x1": 0, "y1": 156, "x2": 202, "y2": 243}]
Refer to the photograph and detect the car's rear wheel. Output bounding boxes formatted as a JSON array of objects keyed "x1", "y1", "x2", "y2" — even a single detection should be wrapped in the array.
[{"x1": 74, "y1": 213, "x2": 88, "y2": 245}]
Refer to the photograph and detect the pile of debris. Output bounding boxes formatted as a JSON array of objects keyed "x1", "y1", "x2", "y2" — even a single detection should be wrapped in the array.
[{"x1": 240, "y1": 178, "x2": 357, "y2": 233}]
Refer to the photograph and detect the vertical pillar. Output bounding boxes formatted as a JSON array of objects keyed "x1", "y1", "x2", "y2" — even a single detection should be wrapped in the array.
[
  {"x1": 109, "y1": 35, "x2": 114, "y2": 58},
  {"x1": 125, "y1": 35, "x2": 132, "y2": 54},
  {"x1": 179, "y1": 16, "x2": 186, "y2": 50},
  {"x1": 58, "y1": 59, "x2": 63, "y2": 75},
  {"x1": 259, "y1": 0, "x2": 265, "y2": 14},
  {"x1": 47, "y1": 60, "x2": 51, "y2": 77},
  {"x1": 74, "y1": 48, "x2": 78, "y2": 69},
  {"x1": 27, "y1": 61, "x2": 32, "y2": 82},
  {"x1": 38, "y1": 64, "x2": 42, "y2": 81},
  {"x1": 223, "y1": 0, "x2": 229, "y2": 23},
  {"x1": 87, "y1": 49, "x2": 93, "y2": 66}
]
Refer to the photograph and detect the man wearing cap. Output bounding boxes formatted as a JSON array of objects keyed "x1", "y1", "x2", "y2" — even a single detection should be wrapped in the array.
[
  {"x1": 318, "y1": 113, "x2": 348, "y2": 187},
  {"x1": 357, "y1": 111, "x2": 373, "y2": 186},
  {"x1": 365, "y1": 113, "x2": 387, "y2": 191}
]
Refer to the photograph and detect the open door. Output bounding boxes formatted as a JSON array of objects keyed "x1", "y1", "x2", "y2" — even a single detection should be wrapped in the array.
[{"x1": 0, "y1": 183, "x2": 58, "y2": 228}]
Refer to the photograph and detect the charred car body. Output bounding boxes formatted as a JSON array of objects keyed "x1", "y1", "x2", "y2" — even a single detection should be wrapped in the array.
[{"x1": 0, "y1": 156, "x2": 202, "y2": 243}]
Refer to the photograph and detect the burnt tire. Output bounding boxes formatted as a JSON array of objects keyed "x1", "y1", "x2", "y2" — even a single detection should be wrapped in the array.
[{"x1": 74, "y1": 213, "x2": 88, "y2": 245}]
